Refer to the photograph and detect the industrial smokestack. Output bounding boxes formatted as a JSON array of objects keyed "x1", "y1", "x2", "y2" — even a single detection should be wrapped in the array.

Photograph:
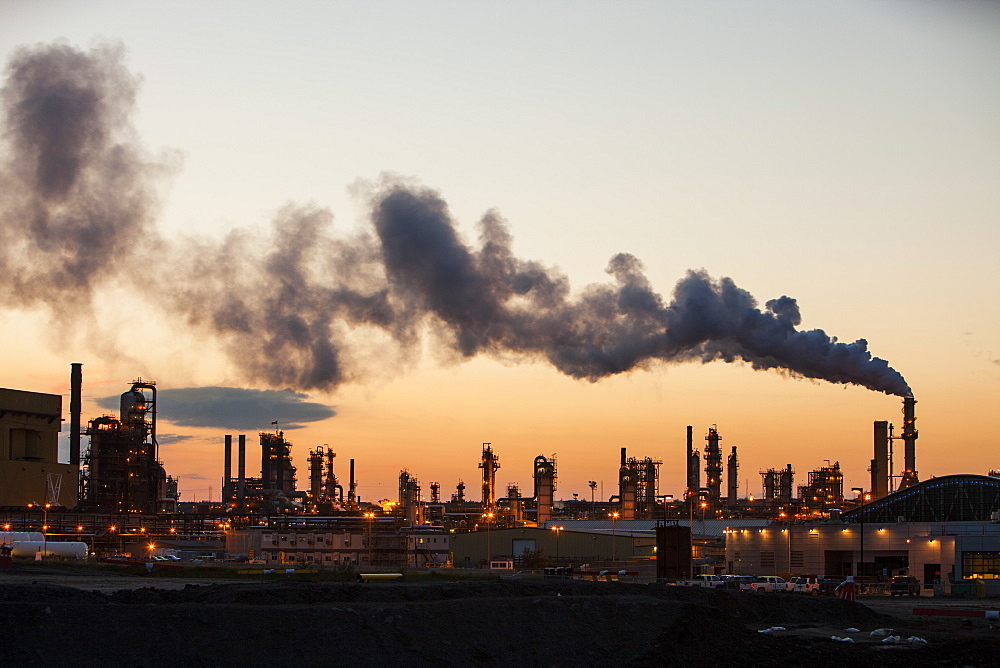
[
  {"x1": 69, "y1": 363, "x2": 82, "y2": 465},
  {"x1": 237, "y1": 434, "x2": 246, "y2": 507},
  {"x1": 348, "y1": 458, "x2": 356, "y2": 505},
  {"x1": 871, "y1": 421, "x2": 889, "y2": 499},
  {"x1": 685, "y1": 426, "x2": 700, "y2": 501},
  {"x1": 223, "y1": 435, "x2": 232, "y2": 503},
  {"x1": 727, "y1": 446, "x2": 739, "y2": 509},
  {"x1": 898, "y1": 397, "x2": 919, "y2": 489}
]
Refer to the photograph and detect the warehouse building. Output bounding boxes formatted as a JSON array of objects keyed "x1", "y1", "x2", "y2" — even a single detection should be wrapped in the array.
[
  {"x1": 0, "y1": 387, "x2": 77, "y2": 508},
  {"x1": 726, "y1": 474, "x2": 1000, "y2": 595}
]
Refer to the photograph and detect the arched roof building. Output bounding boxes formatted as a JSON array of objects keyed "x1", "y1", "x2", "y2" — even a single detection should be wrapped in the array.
[{"x1": 844, "y1": 474, "x2": 1000, "y2": 524}]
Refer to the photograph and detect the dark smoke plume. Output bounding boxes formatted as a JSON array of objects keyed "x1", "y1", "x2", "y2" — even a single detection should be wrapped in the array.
[
  {"x1": 0, "y1": 42, "x2": 910, "y2": 397},
  {"x1": 372, "y1": 185, "x2": 910, "y2": 396},
  {"x1": 0, "y1": 41, "x2": 171, "y2": 311},
  {"x1": 160, "y1": 204, "x2": 400, "y2": 390}
]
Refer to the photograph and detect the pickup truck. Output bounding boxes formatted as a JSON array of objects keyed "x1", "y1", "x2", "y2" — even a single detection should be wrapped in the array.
[
  {"x1": 741, "y1": 576, "x2": 788, "y2": 593},
  {"x1": 680, "y1": 574, "x2": 726, "y2": 588}
]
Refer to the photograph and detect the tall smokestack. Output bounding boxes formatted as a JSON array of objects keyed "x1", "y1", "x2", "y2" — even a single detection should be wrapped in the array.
[
  {"x1": 871, "y1": 421, "x2": 889, "y2": 499},
  {"x1": 685, "y1": 426, "x2": 700, "y2": 501},
  {"x1": 223, "y1": 435, "x2": 232, "y2": 503},
  {"x1": 69, "y1": 363, "x2": 82, "y2": 465},
  {"x1": 727, "y1": 446, "x2": 739, "y2": 508},
  {"x1": 898, "y1": 397, "x2": 919, "y2": 489},
  {"x1": 237, "y1": 434, "x2": 246, "y2": 507},
  {"x1": 348, "y1": 458, "x2": 356, "y2": 505}
]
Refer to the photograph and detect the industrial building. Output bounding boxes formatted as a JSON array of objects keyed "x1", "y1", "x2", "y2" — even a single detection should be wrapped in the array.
[
  {"x1": 725, "y1": 474, "x2": 1000, "y2": 595},
  {"x1": 449, "y1": 524, "x2": 656, "y2": 569},
  {"x1": 228, "y1": 522, "x2": 450, "y2": 568},
  {"x1": 77, "y1": 369, "x2": 179, "y2": 513},
  {"x1": 0, "y1": 386, "x2": 78, "y2": 508},
  {"x1": 9, "y1": 362, "x2": 998, "y2": 594}
]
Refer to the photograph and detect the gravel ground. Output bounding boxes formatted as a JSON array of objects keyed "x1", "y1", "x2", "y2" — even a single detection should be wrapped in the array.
[{"x1": 0, "y1": 564, "x2": 996, "y2": 666}]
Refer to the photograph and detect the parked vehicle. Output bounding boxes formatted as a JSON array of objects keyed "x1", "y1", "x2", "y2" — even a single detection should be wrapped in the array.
[
  {"x1": 790, "y1": 576, "x2": 821, "y2": 594},
  {"x1": 742, "y1": 576, "x2": 788, "y2": 592},
  {"x1": 681, "y1": 574, "x2": 726, "y2": 588},
  {"x1": 723, "y1": 575, "x2": 756, "y2": 590},
  {"x1": 890, "y1": 575, "x2": 921, "y2": 596},
  {"x1": 818, "y1": 577, "x2": 844, "y2": 595}
]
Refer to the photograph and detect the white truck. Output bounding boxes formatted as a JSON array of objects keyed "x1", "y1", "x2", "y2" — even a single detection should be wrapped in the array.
[
  {"x1": 741, "y1": 576, "x2": 788, "y2": 593},
  {"x1": 681, "y1": 574, "x2": 726, "y2": 588}
]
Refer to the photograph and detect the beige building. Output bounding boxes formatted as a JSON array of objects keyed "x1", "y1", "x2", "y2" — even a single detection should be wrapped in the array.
[
  {"x1": 0, "y1": 387, "x2": 77, "y2": 507},
  {"x1": 725, "y1": 474, "x2": 1000, "y2": 595},
  {"x1": 725, "y1": 521, "x2": 1000, "y2": 595},
  {"x1": 228, "y1": 525, "x2": 450, "y2": 567}
]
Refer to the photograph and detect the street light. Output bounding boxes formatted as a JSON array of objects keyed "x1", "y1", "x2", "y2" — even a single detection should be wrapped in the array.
[
  {"x1": 42, "y1": 503, "x2": 50, "y2": 558},
  {"x1": 852, "y1": 487, "x2": 865, "y2": 577},
  {"x1": 550, "y1": 526, "x2": 564, "y2": 564},
  {"x1": 364, "y1": 512, "x2": 375, "y2": 566},
  {"x1": 608, "y1": 512, "x2": 619, "y2": 562},
  {"x1": 483, "y1": 512, "x2": 494, "y2": 566},
  {"x1": 29, "y1": 503, "x2": 50, "y2": 559},
  {"x1": 662, "y1": 495, "x2": 674, "y2": 520},
  {"x1": 688, "y1": 495, "x2": 694, "y2": 578},
  {"x1": 779, "y1": 511, "x2": 791, "y2": 576},
  {"x1": 588, "y1": 481, "x2": 597, "y2": 518}
]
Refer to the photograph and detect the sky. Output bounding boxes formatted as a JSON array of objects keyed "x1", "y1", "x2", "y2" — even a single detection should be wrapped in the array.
[{"x1": 1, "y1": 0, "x2": 998, "y2": 505}]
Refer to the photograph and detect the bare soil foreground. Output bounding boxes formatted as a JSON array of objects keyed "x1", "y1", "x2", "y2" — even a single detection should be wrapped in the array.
[{"x1": 1, "y1": 564, "x2": 996, "y2": 666}]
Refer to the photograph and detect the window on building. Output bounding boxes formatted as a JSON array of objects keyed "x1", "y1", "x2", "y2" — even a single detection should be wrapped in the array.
[{"x1": 962, "y1": 551, "x2": 1000, "y2": 580}]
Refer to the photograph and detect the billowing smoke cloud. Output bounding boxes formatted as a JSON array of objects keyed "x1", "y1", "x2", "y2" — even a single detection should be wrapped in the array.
[
  {"x1": 0, "y1": 41, "x2": 171, "y2": 311},
  {"x1": 372, "y1": 185, "x2": 910, "y2": 396},
  {"x1": 0, "y1": 42, "x2": 910, "y2": 397},
  {"x1": 159, "y1": 204, "x2": 399, "y2": 390}
]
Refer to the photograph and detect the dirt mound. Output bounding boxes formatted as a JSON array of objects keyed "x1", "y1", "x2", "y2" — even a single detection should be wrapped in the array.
[{"x1": 0, "y1": 578, "x2": 993, "y2": 666}]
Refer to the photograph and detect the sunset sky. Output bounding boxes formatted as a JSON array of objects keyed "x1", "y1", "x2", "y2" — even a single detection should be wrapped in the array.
[{"x1": 2, "y1": 1, "x2": 998, "y2": 505}]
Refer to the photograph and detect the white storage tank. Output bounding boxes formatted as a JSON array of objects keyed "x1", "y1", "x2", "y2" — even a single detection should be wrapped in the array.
[
  {"x1": 10, "y1": 541, "x2": 89, "y2": 559},
  {"x1": 0, "y1": 532, "x2": 45, "y2": 542}
]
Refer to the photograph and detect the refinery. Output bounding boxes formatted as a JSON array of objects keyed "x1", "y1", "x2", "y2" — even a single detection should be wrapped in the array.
[{"x1": 2, "y1": 362, "x2": 999, "y2": 595}]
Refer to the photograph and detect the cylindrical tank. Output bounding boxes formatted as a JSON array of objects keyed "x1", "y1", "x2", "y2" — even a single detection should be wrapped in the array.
[
  {"x1": 11, "y1": 541, "x2": 89, "y2": 559},
  {"x1": 120, "y1": 389, "x2": 147, "y2": 423},
  {"x1": 0, "y1": 532, "x2": 45, "y2": 542}
]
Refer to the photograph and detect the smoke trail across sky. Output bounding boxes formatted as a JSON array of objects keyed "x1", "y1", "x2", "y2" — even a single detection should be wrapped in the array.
[{"x1": 0, "y1": 42, "x2": 910, "y2": 397}]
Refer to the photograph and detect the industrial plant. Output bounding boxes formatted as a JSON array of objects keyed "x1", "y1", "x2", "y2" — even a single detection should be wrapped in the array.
[{"x1": 2, "y1": 363, "x2": 999, "y2": 595}]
